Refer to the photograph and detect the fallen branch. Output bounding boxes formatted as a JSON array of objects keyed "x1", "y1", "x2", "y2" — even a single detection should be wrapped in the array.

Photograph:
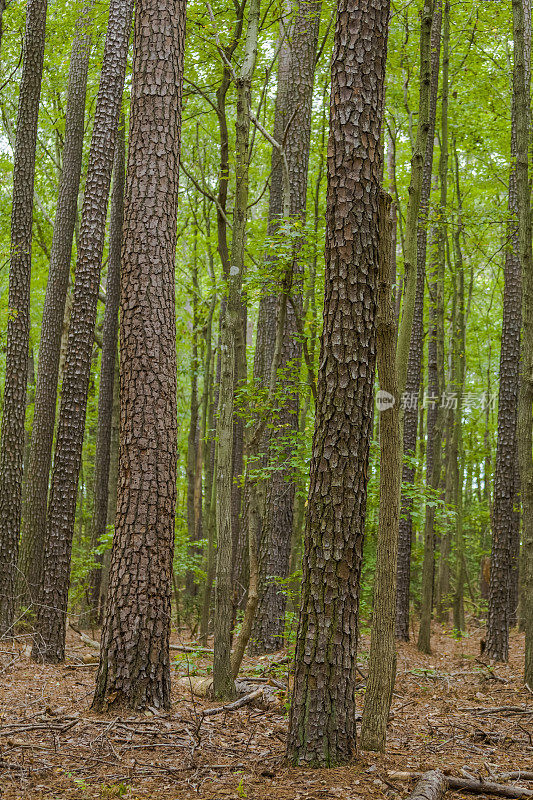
[
  {"x1": 201, "y1": 688, "x2": 264, "y2": 717},
  {"x1": 170, "y1": 644, "x2": 214, "y2": 654},
  {"x1": 390, "y1": 772, "x2": 533, "y2": 799},
  {"x1": 68, "y1": 621, "x2": 100, "y2": 651},
  {"x1": 458, "y1": 706, "x2": 533, "y2": 716},
  {"x1": 237, "y1": 676, "x2": 287, "y2": 690},
  {"x1": 498, "y1": 775, "x2": 533, "y2": 782}
]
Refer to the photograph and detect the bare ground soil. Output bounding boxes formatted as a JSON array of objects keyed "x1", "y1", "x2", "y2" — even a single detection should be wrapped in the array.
[{"x1": 0, "y1": 624, "x2": 531, "y2": 800}]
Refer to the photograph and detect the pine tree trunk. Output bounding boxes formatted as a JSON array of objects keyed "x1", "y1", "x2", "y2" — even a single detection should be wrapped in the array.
[
  {"x1": 395, "y1": 0, "x2": 440, "y2": 641},
  {"x1": 86, "y1": 116, "x2": 125, "y2": 625},
  {"x1": 512, "y1": 0, "x2": 533, "y2": 689},
  {"x1": 31, "y1": 0, "x2": 134, "y2": 663},
  {"x1": 17, "y1": 4, "x2": 93, "y2": 611},
  {"x1": 92, "y1": 0, "x2": 185, "y2": 711},
  {"x1": 487, "y1": 0, "x2": 529, "y2": 660},
  {"x1": 250, "y1": 0, "x2": 322, "y2": 655},
  {"x1": 0, "y1": 0, "x2": 48, "y2": 635},
  {"x1": 286, "y1": 0, "x2": 389, "y2": 766}
]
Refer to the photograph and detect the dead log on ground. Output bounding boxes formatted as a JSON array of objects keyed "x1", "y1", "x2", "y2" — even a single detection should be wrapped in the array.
[
  {"x1": 391, "y1": 772, "x2": 533, "y2": 799},
  {"x1": 405, "y1": 770, "x2": 448, "y2": 800}
]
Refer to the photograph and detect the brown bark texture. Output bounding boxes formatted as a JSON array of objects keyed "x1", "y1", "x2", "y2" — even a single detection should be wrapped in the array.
[
  {"x1": 93, "y1": 0, "x2": 186, "y2": 711},
  {"x1": 18, "y1": 4, "x2": 93, "y2": 611},
  {"x1": 250, "y1": 0, "x2": 322, "y2": 655},
  {"x1": 513, "y1": 0, "x2": 533, "y2": 688},
  {"x1": 359, "y1": 191, "x2": 400, "y2": 753},
  {"x1": 0, "y1": 0, "x2": 47, "y2": 635},
  {"x1": 86, "y1": 116, "x2": 125, "y2": 624},
  {"x1": 32, "y1": 0, "x2": 133, "y2": 663},
  {"x1": 286, "y1": 0, "x2": 389, "y2": 766},
  {"x1": 487, "y1": 0, "x2": 530, "y2": 660}
]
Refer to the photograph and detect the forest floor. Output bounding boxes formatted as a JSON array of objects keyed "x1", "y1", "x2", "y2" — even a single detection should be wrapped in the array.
[{"x1": 0, "y1": 623, "x2": 531, "y2": 800}]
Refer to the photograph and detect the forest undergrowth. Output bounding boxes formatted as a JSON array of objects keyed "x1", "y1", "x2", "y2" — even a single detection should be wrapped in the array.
[{"x1": 0, "y1": 625, "x2": 530, "y2": 800}]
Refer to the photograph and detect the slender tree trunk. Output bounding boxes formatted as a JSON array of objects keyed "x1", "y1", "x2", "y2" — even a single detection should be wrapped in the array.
[
  {"x1": 512, "y1": 0, "x2": 533, "y2": 688},
  {"x1": 417, "y1": 221, "x2": 445, "y2": 652},
  {"x1": 395, "y1": 0, "x2": 440, "y2": 640},
  {"x1": 246, "y1": 21, "x2": 290, "y2": 646},
  {"x1": 0, "y1": 0, "x2": 48, "y2": 635},
  {"x1": 199, "y1": 291, "x2": 217, "y2": 644},
  {"x1": 213, "y1": 0, "x2": 260, "y2": 699},
  {"x1": 31, "y1": 0, "x2": 134, "y2": 663},
  {"x1": 17, "y1": 5, "x2": 93, "y2": 611},
  {"x1": 360, "y1": 192, "x2": 400, "y2": 752},
  {"x1": 451, "y1": 146, "x2": 466, "y2": 635},
  {"x1": 98, "y1": 350, "x2": 120, "y2": 620},
  {"x1": 487, "y1": 0, "x2": 529, "y2": 661},
  {"x1": 286, "y1": 0, "x2": 389, "y2": 766},
  {"x1": 93, "y1": 0, "x2": 185, "y2": 711},
  {"x1": 0, "y1": 0, "x2": 6, "y2": 59},
  {"x1": 211, "y1": 14, "x2": 245, "y2": 609},
  {"x1": 435, "y1": 2, "x2": 450, "y2": 623},
  {"x1": 86, "y1": 116, "x2": 125, "y2": 625},
  {"x1": 438, "y1": 394, "x2": 455, "y2": 622},
  {"x1": 250, "y1": 0, "x2": 322, "y2": 655},
  {"x1": 22, "y1": 349, "x2": 36, "y2": 505},
  {"x1": 185, "y1": 233, "x2": 200, "y2": 599}
]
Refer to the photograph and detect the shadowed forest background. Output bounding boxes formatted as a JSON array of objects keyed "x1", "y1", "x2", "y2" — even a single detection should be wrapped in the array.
[{"x1": 0, "y1": 0, "x2": 532, "y2": 796}]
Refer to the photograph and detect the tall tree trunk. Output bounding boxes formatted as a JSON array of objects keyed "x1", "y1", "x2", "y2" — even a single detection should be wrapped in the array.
[
  {"x1": 213, "y1": 0, "x2": 260, "y2": 700},
  {"x1": 22, "y1": 348, "x2": 36, "y2": 505},
  {"x1": 395, "y1": 0, "x2": 440, "y2": 641},
  {"x1": 185, "y1": 231, "x2": 200, "y2": 599},
  {"x1": 210, "y1": 12, "x2": 245, "y2": 609},
  {"x1": 451, "y1": 145, "x2": 466, "y2": 635},
  {"x1": 99, "y1": 350, "x2": 120, "y2": 621},
  {"x1": 360, "y1": 192, "x2": 400, "y2": 752},
  {"x1": 250, "y1": 0, "x2": 322, "y2": 655},
  {"x1": 417, "y1": 263, "x2": 444, "y2": 651},
  {"x1": 199, "y1": 286, "x2": 217, "y2": 644},
  {"x1": 86, "y1": 115, "x2": 125, "y2": 625},
  {"x1": 31, "y1": 0, "x2": 134, "y2": 663},
  {"x1": 286, "y1": 0, "x2": 389, "y2": 766},
  {"x1": 513, "y1": 0, "x2": 533, "y2": 689},
  {"x1": 435, "y1": 3, "x2": 450, "y2": 624},
  {"x1": 417, "y1": 187, "x2": 446, "y2": 652},
  {"x1": 18, "y1": 3, "x2": 93, "y2": 613},
  {"x1": 0, "y1": 0, "x2": 48, "y2": 635},
  {"x1": 92, "y1": 0, "x2": 185, "y2": 711},
  {"x1": 487, "y1": 0, "x2": 529, "y2": 660},
  {"x1": 246, "y1": 21, "x2": 290, "y2": 645}
]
